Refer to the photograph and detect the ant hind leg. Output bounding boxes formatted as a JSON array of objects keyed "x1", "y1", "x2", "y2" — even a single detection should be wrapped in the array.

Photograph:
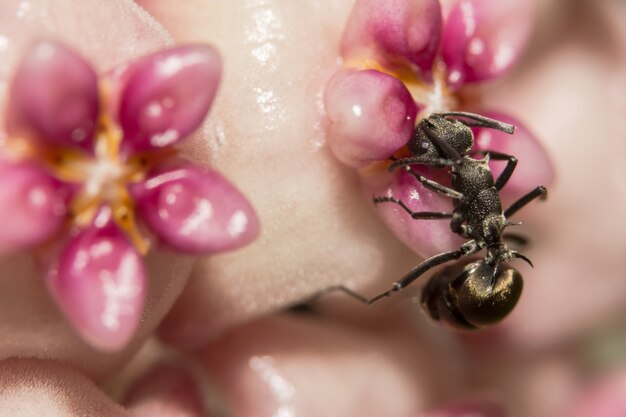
[{"x1": 307, "y1": 248, "x2": 472, "y2": 306}]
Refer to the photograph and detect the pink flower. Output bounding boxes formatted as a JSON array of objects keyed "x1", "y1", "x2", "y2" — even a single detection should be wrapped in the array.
[
  {"x1": 0, "y1": 41, "x2": 259, "y2": 351},
  {"x1": 324, "y1": 0, "x2": 554, "y2": 256}
]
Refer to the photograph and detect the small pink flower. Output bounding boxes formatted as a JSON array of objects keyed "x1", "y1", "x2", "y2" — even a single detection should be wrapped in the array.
[
  {"x1": 0, "y1": 41, "x2": 259, "y2": 351},
  {"x1": 324, "y1": 0, "x2": 554, "y2": 256}
]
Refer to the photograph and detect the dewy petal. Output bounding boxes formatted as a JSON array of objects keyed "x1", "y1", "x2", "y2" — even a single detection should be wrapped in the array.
[
  {"x1": 0, "y1": 160, "x2": 68, "y2": 251},
  {"x1": 117, "y1": 45, "x2": 221, "y2": 155},
  {"x1": 341, "y1": 0, "x2": 442, "y2": 77},
  {"x1": 365, "y1": 167, "x2": 463, "y2": 258},
  {"x1": 7, "y1": 41, "x2": 99, "y2": 151},
  {"x1": 471, "y1": 111, "x2": 554, "y2": 198},
  {"x1": 441, "y1": 0, "x2": 534, "y2": 88},
  {"x1": 132, "y1": 163, "x2": 259, "y2": 254},
  {"x1": 46, "y1": 212, "x2": 146, "y2": 351},
  {"x1": 324, "y1": 69, "x2": 417, "y2": 168}
]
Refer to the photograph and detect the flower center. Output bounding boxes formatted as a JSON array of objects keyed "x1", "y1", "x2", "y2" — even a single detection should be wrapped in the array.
[
  {"x1": 407, "y1": 61, "x2": 458, "y2": 117},
  {"x1": 60, "y1": 116, "x2": 152, "y2": 254}
]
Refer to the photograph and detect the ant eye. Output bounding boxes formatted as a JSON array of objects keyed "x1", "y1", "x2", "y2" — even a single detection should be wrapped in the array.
[{"x1": 417, "y1": 140, "x2": 430, "y2": 155}]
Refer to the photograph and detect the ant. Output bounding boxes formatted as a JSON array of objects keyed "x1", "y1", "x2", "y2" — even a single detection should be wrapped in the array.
[{"x1": 315, "y1": 111, "x2": 547, "y2": 329}]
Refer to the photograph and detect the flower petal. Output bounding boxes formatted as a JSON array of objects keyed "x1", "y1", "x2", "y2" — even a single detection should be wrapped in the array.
[
  {"x1": 46, "y1": 211, "x2": 146, "y2": 351},
  {"x1": 341, "y1": 0, "x2": 442, "y2": 77},
  {"x1": 7, "y1": 41, "x2": 99, "y2": 151},
  {"x1": 324, "y1": 69, "x2": 417, "y2": 168},
  {"x1": 471, "y1": 111, "x2": 554, "y2": 198},
  {"x1": 0, "y1": 160, "x2": 69, "y2": 251},
  {"x1": 117, "y1": 45, "x2": 221, "y2": 155},
  {"x1": 441, "y1": 0, "x2": 534, "y2": 88},
  {"x1": 132, "y1": 163, "x2": 259, "y2": 254},
  {"x1": 365, "y1": 166, "x2": 463, "y2": 257}
]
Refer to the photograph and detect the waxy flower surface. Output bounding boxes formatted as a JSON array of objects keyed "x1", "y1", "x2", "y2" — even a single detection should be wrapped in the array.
[
  {"x1": 324, "y1": 0, "x2": 554, "y2": 256},
  {"x1": 0, "y1": 41, "x2": 259, "y2": 351}
]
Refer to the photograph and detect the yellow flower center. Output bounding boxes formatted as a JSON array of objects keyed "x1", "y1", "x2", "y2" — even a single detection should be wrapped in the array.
[{"x1": 51, "y1": 114, "x2": 151, "y2": 254}]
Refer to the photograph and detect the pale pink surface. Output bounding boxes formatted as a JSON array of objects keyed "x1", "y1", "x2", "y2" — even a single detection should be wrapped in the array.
[
  {"x1": 197, "y1": 314, "x2": 449, "y2": 417},
  {"x1": 340, "y1": 0, "x2": 442, "y2": 76},
  {"x1": 46, "y1": 211, "x2": 146, "y2": 351},
  {"x1": 117, "y1": 45, "x2": 221, "y2": 155},
  {"x1": 6, "y1": 41, "x2": 99, "y2": 152},
  {"x1": 441, "y1": 0, "x2": 534, "y2": 88},
  {"x1": 0, "y1": 161, "x2": 68, "y2": 251},
  {"x1": 133, "y1": 163, "x2": 259, "y2": 253},
  {"x1": 324, "y1": 69, "x2": 417, "y2": 167}
]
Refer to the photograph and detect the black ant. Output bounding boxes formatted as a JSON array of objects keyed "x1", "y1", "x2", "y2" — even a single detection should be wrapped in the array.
[{"x1": 315, "y1": 112, "x2": 547, "y2": 329}]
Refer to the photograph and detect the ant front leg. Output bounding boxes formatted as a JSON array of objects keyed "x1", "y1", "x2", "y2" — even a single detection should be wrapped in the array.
[
  {"x1": 391, "y1": 164, "x2": 464, "y2": 200},
  {"x1": 472, "y1": 150, "x2": 517, "y2": 190},
  {"x1": 373, "y1": 196, "x2": 453, "y2": 220},
  {"x1": 389, "y1": 156, "x2": 459, "y2": 170}
]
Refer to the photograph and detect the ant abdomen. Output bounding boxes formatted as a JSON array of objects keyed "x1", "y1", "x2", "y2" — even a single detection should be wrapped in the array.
[{"x1": 421, "y1": 259, "x2": 523, "y2": 330}]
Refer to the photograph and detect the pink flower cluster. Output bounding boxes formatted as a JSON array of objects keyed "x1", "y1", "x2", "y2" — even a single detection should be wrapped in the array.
[
  {"x1": 324, "y1": 0, "x2": 554, "y2": 256},
  {"x1": 0, "y1": 41, "x2": 259, "y2": 351}
]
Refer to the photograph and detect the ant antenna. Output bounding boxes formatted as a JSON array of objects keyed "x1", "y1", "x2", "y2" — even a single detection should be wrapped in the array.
[{"x1": 440, "y1": 111, "x2": 516, "y2": 134}]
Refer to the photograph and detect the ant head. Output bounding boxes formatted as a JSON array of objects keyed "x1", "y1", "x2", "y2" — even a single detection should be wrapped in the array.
[
  {"x1": 408, "y1": 114, "x2": 474, "y2": 159},
  {"x1": 421, "y1": 259, "x2": 523, "y2": 329}
]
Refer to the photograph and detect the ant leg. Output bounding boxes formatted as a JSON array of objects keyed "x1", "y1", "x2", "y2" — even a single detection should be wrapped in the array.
[
  {"x1": 472, "y1": 150, "x2": 518, "y2": 191},
  {"x1": 373, "y1": 196, "x2": 453, "y2": 220},
  {"x1": 389, "y1": 156, "x2": 458, "y2": 171},
  {"x1": 400, "y1": 167, "x2": 464, "y2": 200},
  {"x1": 439, "y1": 111, "x2": 515, "y2": 134},
  {"x1": 504, "y1": 185, "x2": 547, "y2": 218},
  {"x1": 308, "y1": 248, "x2": 470, "y2": 306}
]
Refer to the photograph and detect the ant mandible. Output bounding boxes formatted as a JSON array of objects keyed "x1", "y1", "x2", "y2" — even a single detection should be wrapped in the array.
[{"x1": 317, "y1": 111, "x2": 547, "y2": 329}]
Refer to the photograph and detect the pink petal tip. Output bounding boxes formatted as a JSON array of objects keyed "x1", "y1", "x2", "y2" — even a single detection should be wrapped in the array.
[
  {"x1": 441, "y1": 0, "x2": 534, "y2": 87},
  {"x1": 366, "y1": 167, "x2": 463, "y2": 257},
  {"x1": 46, "y1": 214, "x2": 146, "y2": 351},
  {"x1": 132, "y1": 163, "x2": 259, "y2": 254},
  {"x1": 472, "y1": 111, "x2": 554, "y2": 198},
  {"x1": 7, "y1": 41, "x2": 99, "y2": 151},
  {"x1": 341, "y1": 0, "x2": 442, "y2": 76},
  {"x1": 325, "y1": 69, "x2": 417, "y2": 168},
  {"x1": 118, "y1": 45, "x2": 222, "y2": 155},
  {"x1": 0, "y1": 161, "x2": 68, "y2": 251}
]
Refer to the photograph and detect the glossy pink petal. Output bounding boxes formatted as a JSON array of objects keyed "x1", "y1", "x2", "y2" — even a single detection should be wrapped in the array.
[
  {"x1": 324, "y1": 69, "x2": 417, "y2": 168},
  {"x1": 7, "y1": 41, "x2": 99, "y2": 151},
  {"x1": 365, "y1": 167, "x2": 463, "y2": 257},
  {"x1": 341, "y1": 0, "x2": 442, "y2": 77},
  {"x1": 441, "y1": 0, "x2": 534, "y2": 88},
  {"x1": 117, "y1": 45, "x2": 221, "y2": 155},
  {"x1": 46, "y1": 212, "x2": 146, "y2": 351},
  {"x1": 0, "y1": 160, "x2": 68, "y2": 251},
  {"x1": 132, "y1": 163, "x2": 259, "y2": 254},
  {"x1": 472, "y1": 111, "x2": 554, "y2": 198}
]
